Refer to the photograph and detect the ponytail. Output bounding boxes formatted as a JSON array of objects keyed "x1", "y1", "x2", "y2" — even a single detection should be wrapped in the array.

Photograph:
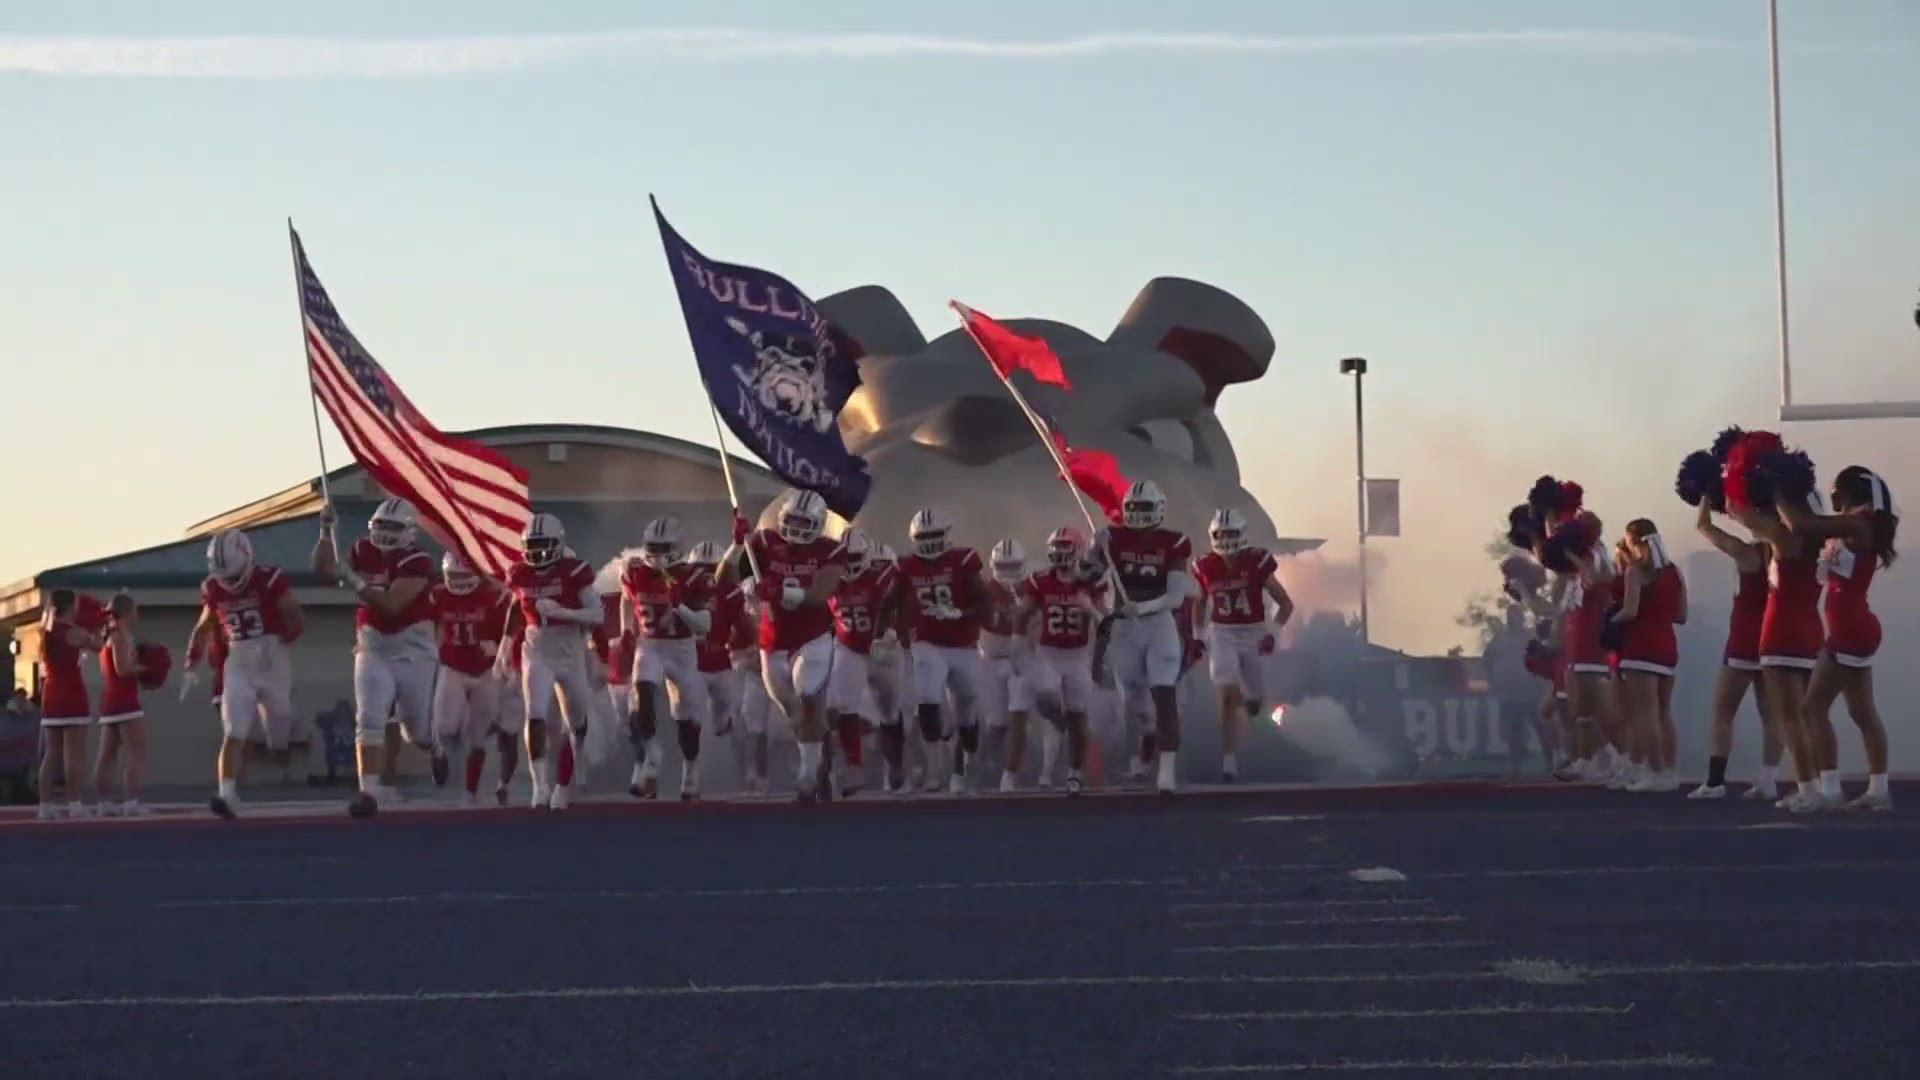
[{"x1": 1870, "y1": 509, "x2": 1899, "y2": 567}]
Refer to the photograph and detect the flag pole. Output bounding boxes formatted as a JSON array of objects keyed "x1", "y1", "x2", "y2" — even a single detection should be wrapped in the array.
[
  {"x1": 289, "y1": 220, "x2": 339, "y2": 565},
  {"x1": 951, "y1": 303, "x2": 1124, "y2": 596},
  {"x1": 707, "y1": 400, "x2": 764, "y2": 581}
]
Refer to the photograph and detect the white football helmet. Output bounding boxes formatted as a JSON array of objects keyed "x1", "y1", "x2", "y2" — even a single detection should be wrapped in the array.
[
  {"x1": 641, "y1": 517, "x2": 683, "y2": 567},
  {"x1": 779, "y1": 490, "x2": 828, "y2": 545},
  {"x1": 442, "y1": 551, "x2": 480, "y2": 595},
  {"x1": 206, "y1": 529, "x2": 253, "y2": 588},
  {"x1": 1121, "y1": 479, "x2": 1166, "y2": 530},
  {"x1": 1208, "y1": 507, "x2": 1248, "y2": 555},
  {"x1": 908, "y1": 507, "x2": 952, "y2": 559},
  {"x1": 683, "y1": 539, "x2": 723, "y2": 569},
  {"x1": 873, "y1": 543, "x2": 898, "y2": 568},
  {"x1": 841, "y1": 527, "x2": 874, "y2": 574},
  {"x1": 368, "y1": 497, "x2": 416, "y2": 551},
  {"x1": 522, "y1": 513, "x2": 565, "y2": 569},
  {"x1": 1046, "y1": 526, "x2": 1086, "y2": 569},
  {"x1": 989, "y1": 539, "x2": 1026, "y2": 584}
]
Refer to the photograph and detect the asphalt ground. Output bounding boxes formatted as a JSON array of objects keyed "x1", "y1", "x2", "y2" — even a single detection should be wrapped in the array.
[{"x1": 2, "y1": 780, "x2": 1916, "y2": 1078}]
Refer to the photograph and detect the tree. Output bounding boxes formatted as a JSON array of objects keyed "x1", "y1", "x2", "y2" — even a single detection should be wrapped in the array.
[{"x1": 1455, "y1": 533, "x2": 1548, "y2": 651}]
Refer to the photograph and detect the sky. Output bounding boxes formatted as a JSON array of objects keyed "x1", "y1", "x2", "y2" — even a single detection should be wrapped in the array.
[{"x1": 2, "y1": 0, "x2": 1917, "y2": 659}]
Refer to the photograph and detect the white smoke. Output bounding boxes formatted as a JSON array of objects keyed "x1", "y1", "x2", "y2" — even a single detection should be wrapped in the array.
[
  {"x1": 1270, "y1": 695, "x2": 1395, "y2": 781},
  {"x1": 595, "y1": 549, "x2": 642, "y2": 596}
]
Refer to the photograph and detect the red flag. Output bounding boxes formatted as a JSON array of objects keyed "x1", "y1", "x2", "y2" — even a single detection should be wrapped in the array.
[
  {"x1": 1050, "y1": 429, "x2": 1128, "y2": 523},
  {"x1": 952, "y1": 301, "x2": 1072, "y2": 389}
]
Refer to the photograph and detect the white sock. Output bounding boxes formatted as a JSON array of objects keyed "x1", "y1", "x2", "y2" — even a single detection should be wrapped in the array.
[
  {"x1": 1157, "y1": 752, "x2": 1178, "y2": 787},
  {"x1": 1867, "y1": 773, "x2": 1889, "y2": 796},
  {"x1": 1760, "y1": 764, "x2": 1780, "y2": 787},
  {"x1": 532, "y1": 757, "x2": 553, "y2": 789},
  {"x1": 1819, "y1": 770, "x2": 1841, "y2": 798},
  {"x1": 1795, "y1": 780, "x2": 1811, "y2": 797},
  {"x1": 631, "y1": 761, "x2": 646, "y2": 785},
  {"x1": 1040, "y1": 728, "x2": 1061, "y2": 776},
  {"x1": 798, "y1": 740, "x2": 822, "y2": 779},
  {"x1": 1222, "y1": 752, "x2": 1239, "y2": 775},
  {"x1": 217, "y1": 778, "x2": 237, "y2": 800}
]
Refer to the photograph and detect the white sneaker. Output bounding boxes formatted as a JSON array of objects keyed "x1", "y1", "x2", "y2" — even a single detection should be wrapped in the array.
[
  {"x1": 1037, "y1": 774, "x2": 1055, "y2": 791},
  {"x1": 1846, "y1": 790, "x2": 1893, "y2": 813},
  {"x1": 1687, "y1": 784, "x2": 1728, "y2": 800},
  {"x1": 1607, "y1": 765, "x2": 1638, "y2": 790},
  {"x1": 1785, "y1": 789, "x2": 1830, "y2": 813},
  {"x1": 949, "y1": 772, "x2": 970, "y2": 796},
  {"x1": 681, "y1": 763, "x2": 702, "y2": 801},
  {"x1": 97, "y1": 802, "x2": 123, "y2": 818},
  {"x1": 35, "y1": 803, "x2": 60, "y2": 821},
  {"x1": 460, "y1": 791, "x2": 479, "y2": 809},
  {"x1": 1644, "y1": 771, "x2": 1680, "y2": 793},
  {"x1": 530, "y1": 783, "x2": 551, "y2": 810},
  {"x1": 66, "y1": 802, "x2": 92, "y2": 819},
  {"x1": 123, "y1": 801, "x2": 155, "y2": 817},
  {"x1": 1742, "y1": 783, "x2": 1778, "y2": 801},
  {"x1": 999, "y1": 771, "x2": 1018, "y2": 793},
  {"x1": 549, "y1": 784, "x2": 570, "y2": 811}
]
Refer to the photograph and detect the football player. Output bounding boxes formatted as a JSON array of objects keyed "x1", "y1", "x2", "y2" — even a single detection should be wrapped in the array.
[
  {"x1": 430, "y1": 552, "x2": 516, "y2": 806},
  {"x1": 622, "y1": 517, "x2": 714, "y2": 801},
  {"x1": 1193, "y1": 508, "x2": 1293, "y2": 782},
  {"x1": 897, "y1": 507, "x2": 991, "y2": 793},
  {"x1": 1018, "y1": 527, "x2": 1110, "y2": 795},
  {"x1": 500, "y1": 513, "x2": 603, "y2": 810},
  {"x1": 185, "y1": 530, "x2": 303, "y2": 819},
  {"x1": 980, "y1": 539, "x2": 1035, "y2": 792},
  {"x1": 715, "y1": 489, "x2": 849, "y2": 803},
  {"x1": 314, "y1": 498, "x2": 438, "y2": 815},
  {"x1": 683, "y1": 540, "x2": 756, "y2": 793},
  {"x1": 826, "y1": 528, "x2": 896, "y2": 797},
  {"x1": 1098, "y1": 479, "x2": 1194, "y2": 794}
]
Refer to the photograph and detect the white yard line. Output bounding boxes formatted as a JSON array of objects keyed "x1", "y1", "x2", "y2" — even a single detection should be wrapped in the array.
[
  {"x1": 1175, "y1": 940, "x2": 1491, "y2": 955},
  {"x1": 1180, "y1": 914, "x2": 1465, "y2": 929},
  {"x1": 1176, "y1": 1054, "x2": 1712, "y2": 1073},
  {"x1": 1179, "y1": 1003, "x2": 1633, "y2": 1021}
]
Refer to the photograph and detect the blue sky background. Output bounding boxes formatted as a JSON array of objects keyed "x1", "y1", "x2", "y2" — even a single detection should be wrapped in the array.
[{"x1": 2, "y1": 0, "x2": 1916, "y2": 657}]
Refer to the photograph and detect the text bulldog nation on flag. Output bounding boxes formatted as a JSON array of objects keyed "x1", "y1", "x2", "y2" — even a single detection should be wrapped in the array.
[{"x1": 654, "y1": 199, "x2": 872, "y2": 520}]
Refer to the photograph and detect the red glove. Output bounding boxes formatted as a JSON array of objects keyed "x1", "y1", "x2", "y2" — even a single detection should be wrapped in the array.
[
  {"x1": 1257, "y1": 634, "x2": 1276, "y2": 656},
  {"x1": 732, "y1": 514, "x2": 751, "y2": 544}
]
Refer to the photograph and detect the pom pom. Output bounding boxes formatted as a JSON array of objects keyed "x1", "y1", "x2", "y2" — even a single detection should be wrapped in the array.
[
  {"x1": 1505, "y1": 504, "x2": 1539, "y2": 549},
  {"x1": 1500, "y1": 553, "x2": 1547, "y2": 595},
  {"x1": 1523, "y1": 639, "x2": 1559, "y2": 681},
  {"x1": 135, "y1": 641, "x2": 172, "y2": 691},
  {"x1": 1527, "y1": 475, "x2": 1565, "y2": 518},
  {"x1": 1759, "y1": 448, "x2": 1816, "y2": 505},
  {"x1": 73, "y1": 592, "x2": 108, "y2": 634},
  {"x1": 1557, "y1": 481, "x2": 1585, "y2": 516},
  {"x1": 1723, "y1": 430, "x2": 1784, "y2": 510},
  {"x1": 1675, "y1": 450, "x2": 1725, "y2": 510},
  {"x1": 1597, "y1": 606, "x2": 1626, "y2": 653},
  {"x1": 1710, "y1": 426, "x2": 1746, "y2": 463}
]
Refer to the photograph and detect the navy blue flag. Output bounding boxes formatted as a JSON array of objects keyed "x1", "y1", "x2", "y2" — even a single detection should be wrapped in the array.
[{"x1": 654, "y1": 199, "x2": 871, "y2": 519}]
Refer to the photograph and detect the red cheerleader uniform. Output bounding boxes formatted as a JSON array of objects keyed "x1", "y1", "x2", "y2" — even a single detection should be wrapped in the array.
[
  {"x1": 1822, "y1": 538, "x2": 1881, "y2": 668},
  {"x1": 1566, "y1": 551, "x2": 1613, "y2": 677},
  {"x1": 39, "y1": 620, "x2": 91, "y2": 727},
  {"x1": 98, "y1": 636, "x2": 144, "y2": 725},
  {"x1": 1723, "y1": 564, "x2": 1767, "y2": 671},
  {"x1": 1618, "y1": 563, "x2": 1682, "y2": 676},
  {"x1": 1759, "y1": 548, "x2": 1823, "y2": 670}
]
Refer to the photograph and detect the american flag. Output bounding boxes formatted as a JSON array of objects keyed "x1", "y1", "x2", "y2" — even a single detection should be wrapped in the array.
[{"x1": 292, "y1": 227, "x2": 530, "y2": 581}]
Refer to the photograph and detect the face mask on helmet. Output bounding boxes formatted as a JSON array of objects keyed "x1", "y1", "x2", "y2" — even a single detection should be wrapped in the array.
[
  {"x1": 369, "y1": 519, "x2": 410, "y2": 551},
  {"x1": 1210, "y1": 527, "x2": 1245, "y2": 555},
  {"x1": 642, "y1": 541, "x2": 678, "y2": 566},
  {"x1": 780, "y1": 506, "x2": 822, "y2": 544},
  {"x1": 525, "y1": 538, "x2": 561, "y2": 568},
  {"x1": 1048, "y1": 541, "x2": 1080, "y2": 569},
  {"x1": 444, "y1": 567, "x2": 480, "y2": 595},
  {"x1": 1122, "y1": 501, "x2": 1162, "y2": 529}
]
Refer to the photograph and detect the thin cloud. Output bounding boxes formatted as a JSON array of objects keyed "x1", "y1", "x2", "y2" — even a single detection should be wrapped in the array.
[{"x1": 0, "y1": 28, "x2": 1751, "y2": 78}]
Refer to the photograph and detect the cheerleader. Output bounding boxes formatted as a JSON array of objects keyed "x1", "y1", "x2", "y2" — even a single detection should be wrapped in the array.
[
  {"x1": 36, "y1": 589, "x2": 104, "y2": 819},
  {"x1": 1690, "y1": 501, "x2": 1781, "y2": 800},
  {"x1": 1557, "y1": 513, "x2": 1626, "y2": 785},
  {"x1": 1725, "y1": 433, "x2": 1829, "y2": 811},
  {"x1": 1609, "y1": 521, "x2": 1685, "y2": 792},
  {"x1": 92, "y1": 594, "x2": 155, "y2": 815},
  {"x1": 1781, "y1": 466, "x2": 1898, "y2": 811}
]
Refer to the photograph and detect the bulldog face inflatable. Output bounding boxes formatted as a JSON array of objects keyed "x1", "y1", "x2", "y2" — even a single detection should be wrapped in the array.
[{"x1": 755, "y1": 277, "x2": 1303, "y2": 557}]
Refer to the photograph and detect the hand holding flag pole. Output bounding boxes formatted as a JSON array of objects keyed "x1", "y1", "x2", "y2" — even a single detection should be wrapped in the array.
[{"x1": 705, "y1": 400, "x2": 764, "y2": 583}]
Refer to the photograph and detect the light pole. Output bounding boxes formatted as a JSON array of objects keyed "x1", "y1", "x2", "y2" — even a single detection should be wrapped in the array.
[{"x1": 1339, "y1": 356, "x2": 1369, "y2": 645}]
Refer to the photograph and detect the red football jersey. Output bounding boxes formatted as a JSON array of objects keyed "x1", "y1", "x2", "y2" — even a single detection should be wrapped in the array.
[
  {"x1": 348, "y1": 539, "x2": 436, "y2": 633},
  {"x1": 898, "y1": 547, "x2": 986, "y2": 648},
  {"x1": 1099, "y1": 526, "x2": 1192, "y2": 603},
  {"x1": 1194, "y1": 547, "x2": 1279, "y2": 626},
  {"x1": 983, "y1": 579, "x2": 1023, "y2": 638},
  {"x1": 622, "y1": 561, "x2": 713, "y2": 641},
  {"x1": 1021, "y1": 570, "x2": 1105, "y2": 649},
  {"x1": 832, "y1": 564, "x2": 897, "y2": 654},
  {"x1": 431, "y1": 582, "x2": 512, "y2": 677},
  {"x1": 697, "y1": 587, "x2": 749, "y2": 673},
  {"x1": 200, "y1": 565, "x2": 294, "y2": 643},
  {"x1": 746, "y1": 529, "x2": 846, "y2": 651},
  {"x1": 504, "y1": 556, "x2": 597, "y2": 630}
]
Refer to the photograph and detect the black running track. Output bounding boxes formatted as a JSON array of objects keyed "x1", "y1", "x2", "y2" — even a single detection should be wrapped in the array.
[{"x1": 2, "y1": 783, "x2": 1916, "y2": 1077}]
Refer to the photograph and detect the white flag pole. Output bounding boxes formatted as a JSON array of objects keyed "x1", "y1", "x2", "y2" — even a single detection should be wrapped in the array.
[
  {"x1": 289, "y1": 220, "x2": 339, "y2": 565},
  {"x1": 706, "y1": 401, "x2": 764, "y2": 582},
  {"x1": 950, "y1": 302, "x2": 1125, "y2": 597}
]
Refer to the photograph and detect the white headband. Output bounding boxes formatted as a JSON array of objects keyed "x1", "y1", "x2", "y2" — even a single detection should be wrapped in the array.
[
  {"x1": 1866, "y1": 470, "x2": 1890, "y2": 513},
  {"x1": 1642, "y1": 533, "x2": 1669, "y2": 569}
]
